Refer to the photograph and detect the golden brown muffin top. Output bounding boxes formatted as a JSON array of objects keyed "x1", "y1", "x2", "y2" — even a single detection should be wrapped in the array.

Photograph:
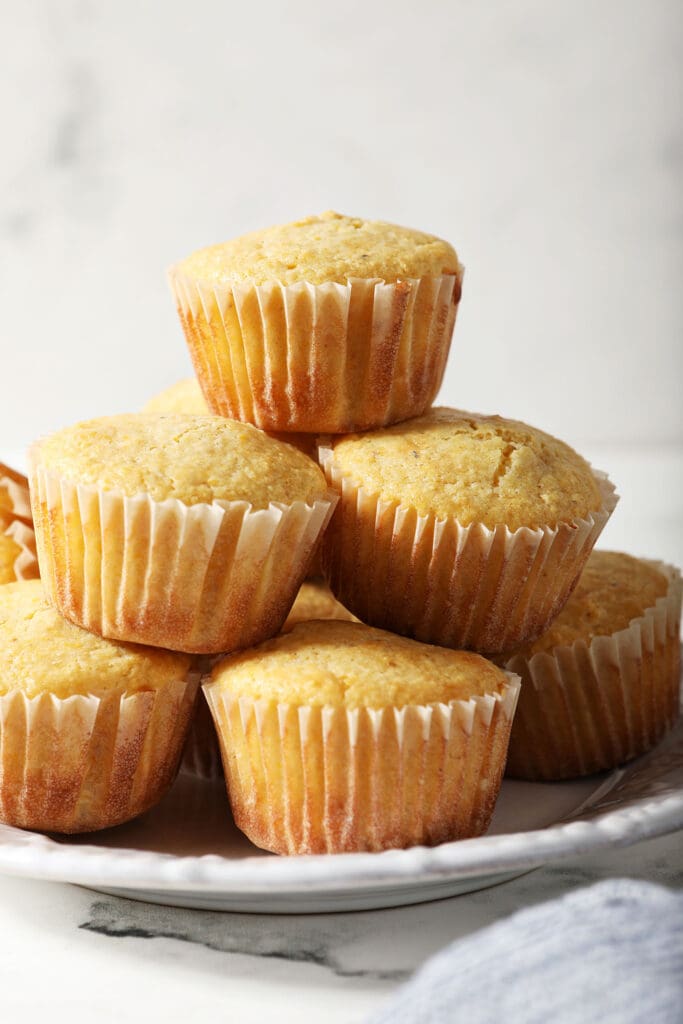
[
  {"x1": 521, "y1": 551, "x2": 669, "y2": 655},
  {"x1": 0, "y1": 580, "x2": 192, "y2": 698},
  {"x1": 34, "y1": 414, "x2": 329, "y2": 508},
  {"x1": 141, "y1": 388, "x2": 319, "y2": 461},
  {"x1": 0, "y1": 532, "x2": 22, "y2": 585},
  {"x1": 327, "y1": 407, "x2": 603, "y2": 531},
  {"x1": 142, "y1": 378, "x2": 209, "y2": 416},
  {"x1": 281, "y1": 582, "x2": 357, "y2": 633},
  {"x1": 175, "y1": 211, "x2": 462, "y2": 287},
  {"x1": 208, "y1": 619, "x2": 510, "y2": 709}
]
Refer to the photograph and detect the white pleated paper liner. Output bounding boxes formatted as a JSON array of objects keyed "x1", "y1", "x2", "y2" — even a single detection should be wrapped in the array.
[
  {"x1": 29, "y1": 458, "x2": 337, "y2": 654},
  {"x1": 0, "y1": 673, "x2": 199, "y2": 833},
  {"x1": 168, "y1": 269, "x2": 462, "y2": 433},
  {"x1": 1, "y1": 518, "x2": 39, "y2": 581},
  {"x1": 0, "y1": 462, "x2": 32, "y2": 522},
  {"x1": 203, "y1": 674, "x2": 520, "y2": 856},
  {"x1": 318, "y1": 444, "x2": 618, "y2": 655},
  {"x1": 504, "y1": 561, "x2": 682, "y2": 780}
]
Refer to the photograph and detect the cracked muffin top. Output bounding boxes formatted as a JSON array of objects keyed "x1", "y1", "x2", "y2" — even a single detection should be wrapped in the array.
[
  {"x1": 0, "y1": 580, "x2": 192, "y2": 698},
  {"x1": 208, "y1": 619, "x2": 510, "y2": 709},
  {"x1": 174, "y1": 211, "x2": 462, "y2": 287},
  {"x1": 325, "y1": 407, "x2": 603, "y2": 531},
  {"x1": 32, "y1": 414, "x2": 329, "y2": 508},
  {"x1": 519, "y1": 551, "x2": 670, "y2": 655}
]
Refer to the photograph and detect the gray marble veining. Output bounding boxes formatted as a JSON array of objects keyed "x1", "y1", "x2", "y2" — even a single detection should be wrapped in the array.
[
  {"x1": 80, "y1": 898, "x2": 408, "y2": 980},
  {"x1": 72, "y1": 830, "x2": 683, "y2": 982},
  {"x1": 0, "y1": 830, "x2": 679, "y2": 1024}
]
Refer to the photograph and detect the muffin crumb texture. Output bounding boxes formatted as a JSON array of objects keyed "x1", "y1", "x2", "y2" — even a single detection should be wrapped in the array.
[
  {"x1": 177, "y1": 211, "x2": 462, "y2": 287},
  {"x1": 210, "y1": 619, "x2": 509, "y2": 708},
  {"x1": 524, "y1": 551, "x2": 669, "y2": 654},
  {"x1": 35, "y1": 413, "x2": 328, "y2": 507},
  {"x1": 329, "y1": 407, "x2": 603, "y2": 530},
  {"x1": 0, "y1": 580, "x2": 192, "y2": 698}
]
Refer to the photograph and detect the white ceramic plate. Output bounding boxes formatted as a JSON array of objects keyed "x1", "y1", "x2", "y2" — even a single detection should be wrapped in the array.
[{"x1": 0, "y1": 701, "x2": 681, "y2": 913}]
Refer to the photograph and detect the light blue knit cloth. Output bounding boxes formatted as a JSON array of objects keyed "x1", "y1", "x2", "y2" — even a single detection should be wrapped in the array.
[{"x1": 369, "y1": 880, "x2": 683, "y2": 1024}]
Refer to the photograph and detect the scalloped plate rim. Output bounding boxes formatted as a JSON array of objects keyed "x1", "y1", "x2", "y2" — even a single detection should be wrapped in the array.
[{"x1": 0, "y1": 739, "x2": 680, "y2": 896}]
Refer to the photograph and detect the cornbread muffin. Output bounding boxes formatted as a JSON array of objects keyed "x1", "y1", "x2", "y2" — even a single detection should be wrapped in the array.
[
  {"x1": 169, "y1": 212, "x2": 464, "y2": 433},
  {"x1": 320, "y1": 408, "x2": 617, "y2": 654},
  {"x1": 143, "y1": 377, "x2": 209, "y2": 415},
  {"x1": 0, "y1": 517, "x2": 38, "y2": 584},
  {"x1": 0, "y1": 581, "x2": 192, "y2": 698},
  {"x1": 141, "y1": 391, "x2": 324, "y2": 573},
  {"x1": 521, "y1": 552, "x2": 669, "y2": 653},
  {"x1": 182, "y1": 583, "x2": 355, "y2": 778},
  {"x1": 142, "y1": 383, "x2": 320, "y2": 463},
  {"x1": 505, "y1": 552, "x2": 682, "y2": 780},
  {"x1": 330, "y1": 408, "x2": 603, "y2": 531},
  {"x1": 36, "y1": 413, "x2": 326, "y2": 506},
  {"x1": 218, "y1": 620, "x2": 510, "y2": 706},
  {"x1": 282, "y1": 581, "x2": 357, "y2": 632},
  {"x1": 0, "y1": 461, "x2": 32, "y2": 523},
  {"x1": 204, "y1": 620, "x2": 520, "y2": 855},
  {"x1": 180, "y1": 213, "x2": 461, "y2": 286},
  {"x1": 30, "y1": 413, "x2": 335, "y2": 653},
  {"x1": 0, "y1": 580, "x2": 197, "y2": 833}
]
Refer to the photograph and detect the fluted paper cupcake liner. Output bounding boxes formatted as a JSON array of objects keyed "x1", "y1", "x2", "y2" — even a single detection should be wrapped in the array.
[
  {"x1": 267, "y1": 434, "x2": 323, "y2": 575},
  {"x1": 0, "y1": 462, "x2": 32, "y2": 523},
  {"x1": 262, "y1": 433, "x2": 325, "y2": 577},
  {"x1": 505, "y1": 561, "x2": 682, "y2": 780},
  {"x1": 204, "y1": 675, "x2": 520, "y2": 855},
  {"x1": 318, "y1": 445, "x2": 618, "y2": 655},
  {"x1": 0, "y1": 673, "x2": 198, "y2": 833},
  {"x1": 29, "y1": 459, "x2": 337, "y2": 653},
  {"x1": 168, "y1": 270, "x2": 462, "y2": 433},
  {"x1": 2, "y1": 518, "x2": 39, "y2": 581}
]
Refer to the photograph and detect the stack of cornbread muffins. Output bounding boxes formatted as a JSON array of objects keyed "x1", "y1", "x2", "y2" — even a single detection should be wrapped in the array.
[{"x1": 0, "y1": 212, "x2": 680, "y2": 856}]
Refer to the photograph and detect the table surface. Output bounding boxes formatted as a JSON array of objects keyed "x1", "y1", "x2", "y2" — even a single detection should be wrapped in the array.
[
  {"x1": 0, "y1": 831, "x2": 681, "y2": 1024},
  {"x1": 1, "y1": 445, "x2": 681, "y2": 1021}
]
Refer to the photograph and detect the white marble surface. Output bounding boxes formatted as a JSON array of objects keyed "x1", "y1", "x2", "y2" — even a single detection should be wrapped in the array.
[{"x1": 0, "y1": 831, "x2": 681, "y2": 1024}]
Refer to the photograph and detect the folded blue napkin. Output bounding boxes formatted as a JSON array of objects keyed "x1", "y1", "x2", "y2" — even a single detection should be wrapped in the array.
[{"x1": 369, "y1": 879, "x2": 683, "y2": 1024}]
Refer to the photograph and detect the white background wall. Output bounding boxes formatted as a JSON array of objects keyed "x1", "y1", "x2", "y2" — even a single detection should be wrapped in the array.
[{"x1": 1, "y1": 1, "x2": 681, "y2": 554}]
